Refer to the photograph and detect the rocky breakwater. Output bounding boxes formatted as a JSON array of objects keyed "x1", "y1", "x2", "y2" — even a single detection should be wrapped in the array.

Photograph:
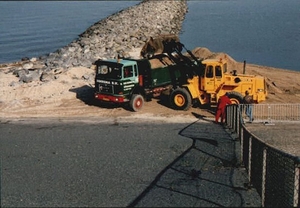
[{"x1": 2, "y1": 0, "x2": 188, "y2": 84}]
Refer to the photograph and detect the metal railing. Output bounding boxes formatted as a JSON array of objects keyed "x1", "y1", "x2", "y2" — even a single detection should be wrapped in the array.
[
  {"x1": 226, "y1": 104, "x2": 300, "y2": 207},
  {"x1": 240, "y1": 103, "x2": 300, "y2": 124}
]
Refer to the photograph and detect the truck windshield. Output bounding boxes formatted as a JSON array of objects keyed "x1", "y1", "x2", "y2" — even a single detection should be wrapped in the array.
[{"x1": 97, "y1": 65, "x2": 121, "y2": 79}]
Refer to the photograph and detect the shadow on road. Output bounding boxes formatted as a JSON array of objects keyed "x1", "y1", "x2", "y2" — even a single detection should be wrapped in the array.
[{"x1": 127, "y1": 118, "x2": 261, "y2": 207}]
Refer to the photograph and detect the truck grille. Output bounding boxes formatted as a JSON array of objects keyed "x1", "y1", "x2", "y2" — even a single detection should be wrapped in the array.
[{"x1": 98, "y1": 84, "x2": 113, "y2": 94}]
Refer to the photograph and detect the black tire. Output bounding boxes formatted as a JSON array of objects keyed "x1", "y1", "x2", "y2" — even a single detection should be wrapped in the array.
[
  {"x1": 227, "y1": 91, "x2": 243, "y2": 105},
  {"x1": 169, "y1": 88, "x2": 192, "y2": 111},
  {"x1": 130, "y1": 94, "x2": 144, "y2": 112}
]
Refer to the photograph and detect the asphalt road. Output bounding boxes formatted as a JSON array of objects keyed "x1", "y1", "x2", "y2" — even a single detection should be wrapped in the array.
[{"x1": 0, "y1": 116, "x2": 261, "y2": 207}]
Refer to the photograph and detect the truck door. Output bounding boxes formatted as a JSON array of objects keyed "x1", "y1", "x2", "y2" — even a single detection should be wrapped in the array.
[{"x1": 122, "y1": 66, "x2": 136, "y2": 94}]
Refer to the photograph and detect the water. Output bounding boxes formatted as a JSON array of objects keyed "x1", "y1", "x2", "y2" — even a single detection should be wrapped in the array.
[
  {"x1": 180, "y1": 0, "x2": 300, "y2": 71},
  {"x1": 0, "y1": 0, "x2": 299, "y2": 71},
  {"x1": 0, "y1": 1, "x2": 138, "y2": 63}
]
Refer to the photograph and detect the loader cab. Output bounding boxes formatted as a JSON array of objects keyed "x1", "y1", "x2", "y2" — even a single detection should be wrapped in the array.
[{"x1": 200, "y1": 58, "x2": 226, "y2": 92}]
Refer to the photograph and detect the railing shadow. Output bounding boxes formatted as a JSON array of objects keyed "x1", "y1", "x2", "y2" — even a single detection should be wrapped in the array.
[{"x1": 127, "y1": 115, "x2": 260, "y2": 207}]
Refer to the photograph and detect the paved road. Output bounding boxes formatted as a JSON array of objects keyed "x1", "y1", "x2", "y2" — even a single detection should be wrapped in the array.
[{"x1": 0, "y1": 116, "x2": 261, "y2": 207}]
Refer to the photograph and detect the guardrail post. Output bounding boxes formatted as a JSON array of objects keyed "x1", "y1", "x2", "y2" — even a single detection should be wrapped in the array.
[
  {"x1": 234, "y1": 105, "x2": 237, "y2": 134},
  {"x1": 267, "y1": 104, "x2": 272, "y2": 124},
  {"x1": 294, "y1": 163, "x2": 300, "y2": 207},
  {"x1": 262, "y1": 147, "x2": 267, "y2": 207},
  {"x1": 248, "y1": 136, "x2": 252, "y2": 184},
  {"x1": 230, "y1": 105, "x2": 234, "y2": 129},
  {"x1": 234, "y1": 105, "x2": 236, "y2": 130},
  {"x1": 227, "y1": 106, "x2": 230, "y2": 128},
  {"x1": 237, "y1": 105, "x2": 242, "y2": 136},
  {"x1": 240, "y1": 127, "x2": 244, "y2": 165},
  {"x1": 226, "y1": 105, "x2": 234, "y2": 129}
]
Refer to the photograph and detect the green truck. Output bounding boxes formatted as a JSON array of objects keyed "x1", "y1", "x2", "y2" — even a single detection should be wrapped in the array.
[{"x1": 94, "y1": 54, "x2": 197, "y2": 111}]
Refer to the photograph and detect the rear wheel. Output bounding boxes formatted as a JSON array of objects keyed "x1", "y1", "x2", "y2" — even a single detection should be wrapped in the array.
[
  {"x1": 169, "y1": 88, "x2": 192, "y2": 111},
  {"x1": 227, "y1": 91, "x2": 243, "y2": 104},
  {"x1": 130, "y1": 94, "x2": 144, "y2": 112}
]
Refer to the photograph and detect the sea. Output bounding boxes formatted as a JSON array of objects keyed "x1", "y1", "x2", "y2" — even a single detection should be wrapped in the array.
[{"x1": 0, "y1": 0, "x2": 299, "y2": 72}]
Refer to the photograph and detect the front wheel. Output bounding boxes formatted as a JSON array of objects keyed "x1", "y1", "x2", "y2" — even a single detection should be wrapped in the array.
[
  {"x1": 130, "y1": 94, "x2": 144, "y2": 112},
  {"x1": 169, "y1": 88, "x2": 192, "y2": 111},
  {"x1": 227, "y1": 91, "x2": 243, "y2": 105}
]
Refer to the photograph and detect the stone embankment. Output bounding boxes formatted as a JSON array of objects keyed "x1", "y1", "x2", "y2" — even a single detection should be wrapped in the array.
[{"x1": 1, "y1": 0, "x2": 187, "y2": 83}]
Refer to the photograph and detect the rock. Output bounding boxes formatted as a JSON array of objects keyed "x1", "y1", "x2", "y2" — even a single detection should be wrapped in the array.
[
  {"x1": 82, "y1": 74, "x2": 90, "y2": 80},
  {"x1": 16, "y1": 69, "x2": 28, "y2": 77},
  {"x1": 21, "y1": 57, "x2": 30, "y2": 61},
  {"x1": 38, "y1": 0, "x2": 188, "y2": 71},
  {"x1": 40, "y1": 71, "x2": 55, "y2": 82},
  {"x1": 23, "y1": 62, "x2": 34, "y2": 70},
  {"x1": 19, "y1": 70, "x2": 41, "y2": 83},
  {"x1": 9, "y1": 81, "x2": 20, "y2": 87}
]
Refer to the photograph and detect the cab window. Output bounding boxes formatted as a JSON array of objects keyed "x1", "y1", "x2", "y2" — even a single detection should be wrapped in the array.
[
  {"x1": 134, "y1": 65, "x2": 137, "y2": 76},
  {"x1": 215, "y1": 65, "x2": 222, "y2": 77},
  {"x1": 223, "y1": 63, "x2": 227, "y2": 73},
  {"x1": 206, "y1": 65, "x2": 213, "y2": 78},
  {"x1": 97, "y1": 65, "x2": 121, "y2": 79},
  {"x1": 124, "y1": 66, "x2": 133, "y2": 78}
]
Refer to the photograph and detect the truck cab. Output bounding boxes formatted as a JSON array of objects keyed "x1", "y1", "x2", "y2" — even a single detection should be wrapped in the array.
[{"x1": 94, "y1": 59, "x2": 139, "y2": 103}]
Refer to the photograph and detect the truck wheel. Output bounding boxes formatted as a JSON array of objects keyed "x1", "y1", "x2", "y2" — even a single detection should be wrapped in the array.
[
  {"x1": 130, "y1": 94, "x2": 144, "y2": 112},
  {"x1": 227, "y1": 91, "x2": 243, "y2": 104},
  {"x1": 170, "y1": 88, "x2": 192, "y2": 111}
]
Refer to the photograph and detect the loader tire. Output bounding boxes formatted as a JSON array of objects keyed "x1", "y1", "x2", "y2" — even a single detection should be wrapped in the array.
[
  {"x1": 227, "y1": 91, "x2": 243, "y2": 105},
  {"x1": 169, "y1": 88, "x2": 192, "y2": 111},
  {"x1": 130, "y1": 94, "x2": 144, "y2": 112}
]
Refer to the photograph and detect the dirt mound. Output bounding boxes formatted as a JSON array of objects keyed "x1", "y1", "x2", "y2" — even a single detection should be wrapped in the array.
[
  {"x1": 187, "y1": 47, "x2": 240, "y2": 71},
  {"x1": 190, "y1": 47, "x2": 212, "y2": 59}
]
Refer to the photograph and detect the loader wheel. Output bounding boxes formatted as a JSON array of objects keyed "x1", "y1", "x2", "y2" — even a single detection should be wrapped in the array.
[
  {"x1": 170, "y1": 88, "x2": 192, "y2": 111},
  {"x1": 130, "y1": 94, "x2": 144, "y2": 112},
  {"x1": 227, "y1": 91, "x2": 243, "y2": 105}
]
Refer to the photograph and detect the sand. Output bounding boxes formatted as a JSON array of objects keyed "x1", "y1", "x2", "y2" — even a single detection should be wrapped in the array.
[{"x1": 1, "y1": 47, "x2": 300, "y2": 122}]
